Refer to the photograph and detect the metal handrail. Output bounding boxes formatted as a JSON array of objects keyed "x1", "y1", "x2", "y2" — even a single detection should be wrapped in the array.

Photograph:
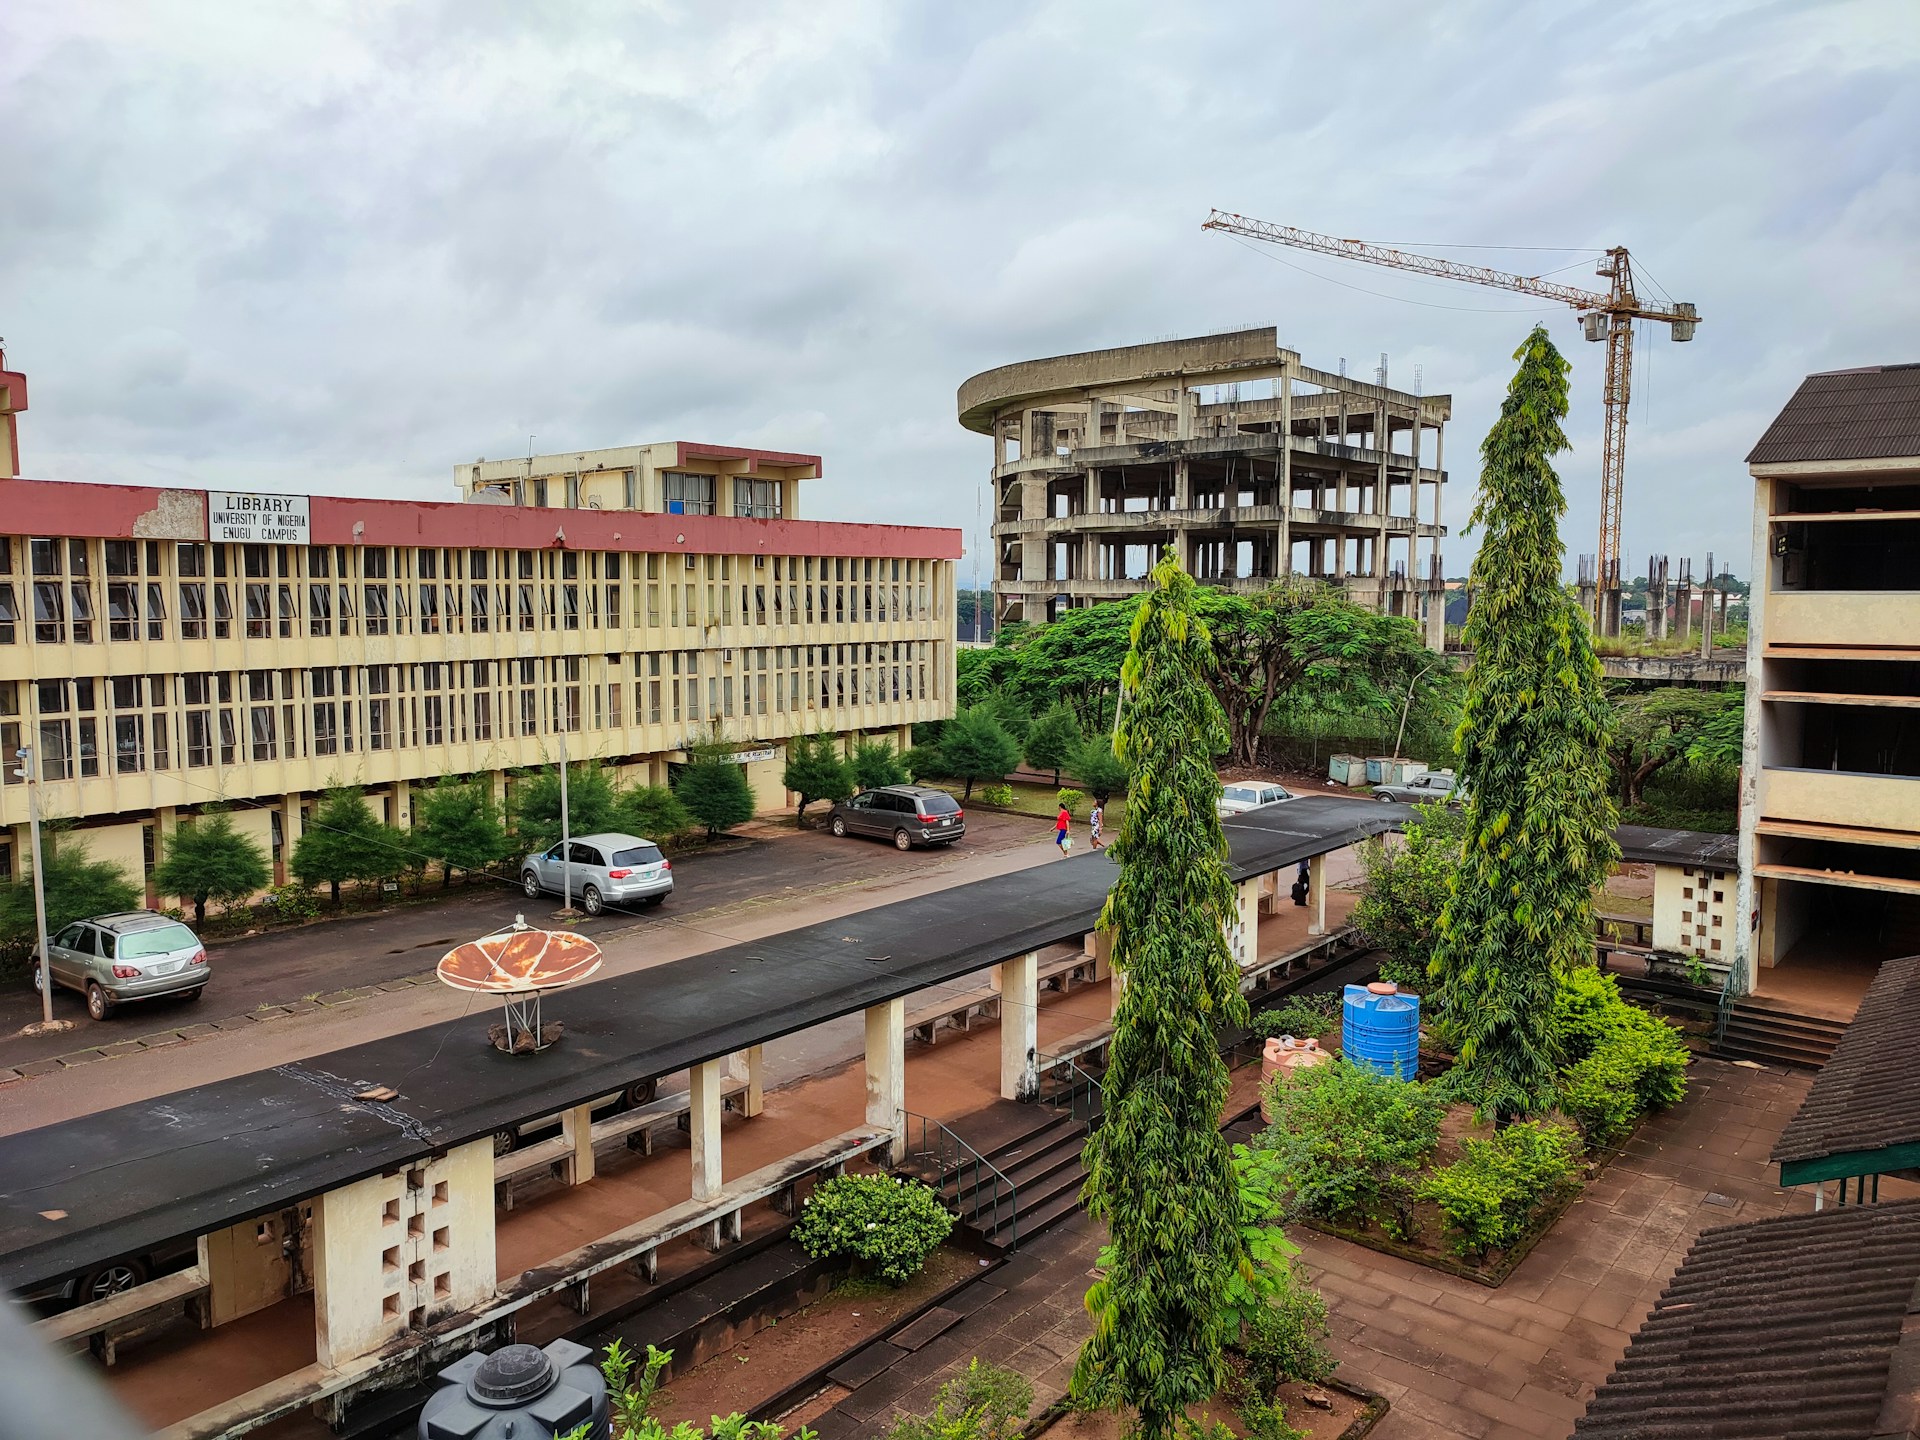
[
  {"x1": 902, "y1": 1112, "x2": 1020, "y2": 1252},
  {"x1": 1712, "y1": 951, "x2": 1750, "y2": 1048},
  {"x1": 1038, "y1": 1056, "x2": 1106, "y2": 1128}
]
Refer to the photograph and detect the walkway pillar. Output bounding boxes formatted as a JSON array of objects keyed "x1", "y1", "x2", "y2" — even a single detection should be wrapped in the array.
[
  {"x1": 1307, "y1": 852, "x2": 1328, "y2": 937},
  {"x1": 689, "y1": 1059, "x2": 724, "y2": 1202},
  {"x1": 864, "y1": 998, "x2": 906, "y2": 1163},
  {"x1": 727, "y1": 1046, "x2": 766, "y2": 1117},
  {"x1": 559, "y1": 1102, "x2": 595, "y2": 1186},
  {"x1": 996, "y1": 951, "x2": 1039, "y2": 1102}
]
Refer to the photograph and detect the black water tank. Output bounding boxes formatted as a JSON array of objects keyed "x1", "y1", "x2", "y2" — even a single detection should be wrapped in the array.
[{"x1": 419, "y1": 1338, "x2": 608, "y2": 1439}]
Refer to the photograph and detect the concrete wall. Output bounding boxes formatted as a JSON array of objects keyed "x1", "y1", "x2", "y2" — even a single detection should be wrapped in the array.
[
  {"x1": 312, "y1": 1140, "x2": 495, "y2": 1369},
  {"x1": 1766, "y1": 591, "x2": 1920, "y2": 649},
  {"x1": 1652, "y1": 861, "x2": 1736, "y2": 959},
  {"x1": 1760, "y1": 768, "x2": 1920, "y2": 835}
]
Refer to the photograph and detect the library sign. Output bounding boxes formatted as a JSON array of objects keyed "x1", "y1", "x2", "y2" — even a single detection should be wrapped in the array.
[{"x1": 207, "y1": 491, "x2": 311, "y2": 544}]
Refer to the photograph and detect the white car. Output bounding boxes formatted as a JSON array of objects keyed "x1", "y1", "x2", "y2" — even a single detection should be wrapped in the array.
[{"x1": 1217, "y1": 781, "x2": 1296, "y2": 818}]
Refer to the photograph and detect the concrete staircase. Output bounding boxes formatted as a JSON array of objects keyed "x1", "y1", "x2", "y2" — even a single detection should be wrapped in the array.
[{"x1": 1712, "y1": 996, "x2": 1850, "y2": 1070}]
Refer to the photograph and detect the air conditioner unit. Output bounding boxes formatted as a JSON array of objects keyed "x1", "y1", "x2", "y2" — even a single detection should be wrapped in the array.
[{"x1": 753, "y1": 555, "x2": 766, "y2": 569}]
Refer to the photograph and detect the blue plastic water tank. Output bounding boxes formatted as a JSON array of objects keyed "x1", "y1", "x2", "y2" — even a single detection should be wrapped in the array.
[{"x1": 1342, "y1": 982, "x2": 1420, "y2": 1079}]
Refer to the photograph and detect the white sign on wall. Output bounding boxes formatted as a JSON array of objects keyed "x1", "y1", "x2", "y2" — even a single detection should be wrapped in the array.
[
  {"x1": 207, "y1": 491, "x2": 311, "y2": 544},
  {"x1": 728, "y1": 747, "x2": 777, "y2": 765}
]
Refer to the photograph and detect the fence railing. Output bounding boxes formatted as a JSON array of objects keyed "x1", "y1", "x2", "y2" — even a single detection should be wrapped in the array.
[{"x1": 902, "y1": 1112, "x2": 1020, "y2": 1251}]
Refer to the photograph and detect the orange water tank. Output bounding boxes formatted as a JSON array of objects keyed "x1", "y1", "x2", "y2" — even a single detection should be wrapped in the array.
[{"x1": 1260, "y1": 1035, "x2": 1330, "y2": 1121}]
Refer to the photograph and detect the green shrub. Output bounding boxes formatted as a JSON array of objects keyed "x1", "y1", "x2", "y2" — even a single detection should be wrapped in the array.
[
  {"x1": 1234, "y1": 1391, "x2": 1309, "y2": 1440},
  {"x1": 1254, "y1": 1061, "x2": 1444, "y2": 1237},
  {"x1": 884, "y1": 1359, "x2": 1032, "y2": 1440},
  {"x1": 977, "y1": 784, "x2": 1016, "y2": 808},
  {"x1": 1552, "y1": 966, "x2": 1690, "y2": 1143},
  {"x1": 1417, "y1": 1120, "x2": 1581, "y2": 1260},
  {"x1": 1250, "y1": 997, "x2": 1337, "y2": 1040},
  {"x1": 1241, "y1": 1260, "x2": 1334, "y2": 1391},
  {"x1": 792, "y1": 1175, "x2": 954, "y2": 1286},
  {"x1": 1056, "y1": 787, "x2": 1086, "y2": 817},
  {"x1": 1375, "y1": 957, "x2": 1429, "y2": 995}
]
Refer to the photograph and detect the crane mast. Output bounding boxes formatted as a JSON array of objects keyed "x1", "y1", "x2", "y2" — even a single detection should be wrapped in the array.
[{"x1": 1202, "y1": 210, "x2": 1698, "y2": 633}]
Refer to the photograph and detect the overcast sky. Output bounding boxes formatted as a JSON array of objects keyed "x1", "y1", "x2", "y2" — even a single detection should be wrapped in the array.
[{"x1": 4, "y1": 0, "x2": 1916, "y2": 581}]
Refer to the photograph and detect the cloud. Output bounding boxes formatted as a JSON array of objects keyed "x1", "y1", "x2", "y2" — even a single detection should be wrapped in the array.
[{"x1": 1, "y1": 0, "x2": 1915, "y2": 575}]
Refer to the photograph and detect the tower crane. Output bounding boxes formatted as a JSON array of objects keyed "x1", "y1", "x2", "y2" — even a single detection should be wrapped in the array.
[{"x1": 1201, "y1": 210, "x2": 1699, "y2": 633}]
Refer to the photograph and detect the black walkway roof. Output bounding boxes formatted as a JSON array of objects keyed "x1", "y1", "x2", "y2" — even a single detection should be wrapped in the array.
[
  {"x1": 1613, "y1": 824, "x2": 1738, "y2": 870},
  {"x1": 0, "y1": 795, "x2": 1403, "y2": 1294},
  {"x1": 1772, "y1": 952, "x2": 1920, "y2": 1188},
  {"x1": 1573, "y1": 1199, "x2": 1920, "y2": 1440}
]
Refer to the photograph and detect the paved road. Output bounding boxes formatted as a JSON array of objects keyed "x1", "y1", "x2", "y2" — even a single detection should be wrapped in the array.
[{"x1": 1, "y1": 811, "x2": 1045, "y2": 1067}]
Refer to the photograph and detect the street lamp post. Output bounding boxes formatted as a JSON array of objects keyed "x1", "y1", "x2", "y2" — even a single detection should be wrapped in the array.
[{"x1": 13, "y1": 746, "x2": 52, "y2": 1028}]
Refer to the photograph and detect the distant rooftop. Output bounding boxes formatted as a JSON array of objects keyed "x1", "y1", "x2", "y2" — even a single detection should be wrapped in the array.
[{"x1": 1747, "y1": 363, "x2": 1920, "y2": 466}]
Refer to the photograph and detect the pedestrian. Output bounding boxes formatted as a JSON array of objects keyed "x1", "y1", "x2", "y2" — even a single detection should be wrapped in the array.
[
  {"x1": 1088, "y1": 800, "x2": 1105, "y2": 850},
  {"x1": 1291, "y1": 859, "x2": 1310, "y2": 907},
  {"x1": 1055, "y1": 801, "x2": 1072, "y2": 854}
]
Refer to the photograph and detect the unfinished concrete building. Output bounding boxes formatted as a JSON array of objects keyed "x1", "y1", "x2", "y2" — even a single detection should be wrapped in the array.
[{"x1": 956, "y1": 329, "x2": 1448, "y2": 641}]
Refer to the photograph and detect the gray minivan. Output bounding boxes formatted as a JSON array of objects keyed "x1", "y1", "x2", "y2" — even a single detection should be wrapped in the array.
[
  {"x1": 829, "y1": 785, "x2": 966, "y2": 850},
  {"x1": 519, "y1": 831, "x2": 673, "y2": 915},
  {"x1": 33, "y1": 911, "x2": 209, "y2": 1019}
]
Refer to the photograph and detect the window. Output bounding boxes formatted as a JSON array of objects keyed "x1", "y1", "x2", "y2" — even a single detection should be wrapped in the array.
[
  {"x1": 245, "y1": 582, "x2": 272, "y2": 638},
  {"x1": 30, "y1": 539, "x2": 61, "y2": 578},
  {"x1": 364, "y1": 584, "x2": 390, "y2": 635},
  {"x1": 179, "y1": 582, "x2": 207, "y2": 640},
  {"x1": 309, "y1": 581, "x2": 333, "y2": 636},
  {"x1": 115, "y1": 714, "x2": 144, "y2": 774},
  {"x1": 0, "y1": 582, "x2": 15, "y2": 644},
  {"x1": 212, "y1": 582, "x2": 232, "y2": 639},
  {"x1": 32, "y1": 581, "x2": 63, "y2": 643},
  {"x1": 662, "y1": 472, "x2": 716, "y2": 515},
  {"x1": 145, "y1": 582, "x2": 166, "y2": 640},
  {"x1": 368, "y1": 698, "x2": 392, "y2": 750},
  {"x1": 68, "y1": 581, "x2": 94, "y2": 643},
  {"x1": 177, "y1": 542, "x2": 206, "y2": 578},
  {"x1": 734, "y1": 477, "x2": 783, "y2": 519}
]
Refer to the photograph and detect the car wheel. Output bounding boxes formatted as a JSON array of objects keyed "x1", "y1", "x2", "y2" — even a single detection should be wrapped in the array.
[
  {"x1": 1377, "y1": 791, "x2": 1398, "y2": 803},
  {"x1": 86, "y1": 982, "x2": 114, "y2": 1021},
  {"x1": 521, "y1": 870, "x2": 542, "y2": 899},
  {"x1": 80, "y1": 1258, "x2": 147, "y2": 1304},
  {"x1": 893, "y1": 829, "x2": 912, "y2": 852},
  {"x1": 183, "y1": 987, "x2": 205, "y2": 1003},
  {"x1": 622, "y1": 1078, "x2": 659, "y2": 1108},
  {"x1": 644, "y1": 894, "x2": 666, "y2": 908},
  {"x1": 30, "y1": 962, "x2": 44, "y2": 994},
  {"x1": 830, "y1": 816, "x2": 847, "y2": 838},
  {"x1": 581, "y1": 885, "x2": 603, "y2": 916},
  {"x1": 492, "y1": 1128, "x2": 519, "y2": 1157}
]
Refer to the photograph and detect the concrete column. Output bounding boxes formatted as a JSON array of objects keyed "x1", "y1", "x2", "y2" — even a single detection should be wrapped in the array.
[
  {"x1": 689, "y1": 1059, "x2": 724, "y2": 1202},
  {"x1": 730, "y1": 1045, "x2": 766, "y2": 1118},
  {"x1": 1226, "y1": 876, "x2": 1261, "y2": 971},
  {"x1": 559, "y1": 1102, "x2": 595, "y2": 1186},
  {"x1": 1307, "y1": 852, "x2": 1328, "y2": 937},
  {"x1": 1109, "y1": 961, "x2": 1128, "y2": 1018},
  {"x1": 278, "y1": 791, "x2": 300, "y2": 887},
  {"x1": 864, "y1": 998, "x2": 905, "y2": 1162},
  {"x1": 996, "y1": 951, "x2": 1039, "y2": 1102},
  {"x1": 392, "y1": 778, "x2": 412, "y2": 831}
]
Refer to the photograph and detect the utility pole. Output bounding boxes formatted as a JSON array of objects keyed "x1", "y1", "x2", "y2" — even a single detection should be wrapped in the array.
[
  {"x1": 13, "y1": 745, "x2": 53, "y2": 1028},
  {"x1": 556, "y1": 728, "x2": 574, "y2": 915}
]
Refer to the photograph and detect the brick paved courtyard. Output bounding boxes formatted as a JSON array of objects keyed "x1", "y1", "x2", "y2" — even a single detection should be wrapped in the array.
[{"x1": 812, "y1": 1058, "x2": 1866, "y2": 1439}]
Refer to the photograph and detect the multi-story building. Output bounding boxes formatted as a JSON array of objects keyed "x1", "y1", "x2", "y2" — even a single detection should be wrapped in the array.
[
  {"x1": 956, "y1": 328, "x2": 1449, "y2": 638},
  {"x1": 0, "y1": 400, "x2": 961, "y2": 897},
  {"x1": 1736, "y1": 363, "x2": 1920, "y2": 1003}
]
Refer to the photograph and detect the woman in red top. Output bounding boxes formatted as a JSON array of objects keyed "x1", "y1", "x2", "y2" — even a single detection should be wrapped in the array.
[{"x1": 1054, "y1": 804, "x2": 1071, "y2": 852}]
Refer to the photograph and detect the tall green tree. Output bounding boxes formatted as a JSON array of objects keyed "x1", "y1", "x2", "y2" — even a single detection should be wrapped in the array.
[
  {"x1": 936, "y1": 707, "x2": 1022, "y2": 799},
  {"x1": 614, "y1": 784, "x2": 694, "y2": 842},
  {"x1": 512, "y1": 761, "x2": 620, "y2": 851},
  {"x1": 1022, "y1": 703, "x2": 1083, "y2": 786},
  {"x1": 783, "y1": 735, "x2": 854, "y2": 825},
  {"x1": 1072, "y1": 549, "x2": 1249, "y2": 1439},
  {"x1": 850, "y1": 739, "x2": 908, "y2": 792},
  {"x1": 1606, "y1": 686, "x2": 1742, "y2": 808},
  {"x1": 151, "y1": 808, "x2": 272, "y2": 925},
  {"x1": 1, "y1": 834, "x2": 141, "y2": 966},
  {"x1": 413, "y1": 777, "x2": 509, "y2": 886},
  {"x1": 1070, "y1": 735, "x2": 1130, "y2": 805},
  {"x1": 1352, "y1": 801, "x2": 1468, "y2": 994},
  {"x1": 1004, "y1": 600, "x2": 1138, "y2": 730},
  {"x1": 674, "y1": 745, "x2": 756, "y2": 837},
  {"x1": 1429, "y1": 327, "x2": 1619, "y2": 1121},
  {"x1": 292, "y1": 786, "x2": 398, "y2": 905}
]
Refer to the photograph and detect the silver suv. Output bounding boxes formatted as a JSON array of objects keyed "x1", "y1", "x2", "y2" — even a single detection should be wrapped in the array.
[
  {"x1": 34, "y1": 911, "x2": 209, "y2": 1020},
  {"x1": 829, "y1": 785, "x2": 966, "y2": 850},
  {"x1": 519, "y1": 832, "x2": 673, "y2": 915}
]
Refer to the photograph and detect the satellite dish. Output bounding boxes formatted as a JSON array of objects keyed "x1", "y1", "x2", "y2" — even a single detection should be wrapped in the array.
[{"x1": 438, "y1": 917, "x2": 603, "y2": 1053}]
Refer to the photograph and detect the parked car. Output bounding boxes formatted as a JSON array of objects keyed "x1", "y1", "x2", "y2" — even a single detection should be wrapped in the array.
[
  {"x1": 19, "y1": 1234, "x2": 202, "y2": 1314},
  {"x1": 1373, "y1": 771, "x2": 1466, "y2": 806},
  {"x1": 32, "y1": 911, "x2": 209, "y2": 1020},
  {"x1": 493, "y1": 1075, "x2": 660, "y2": 1156},
  {"x1": 828, "y1": 785, "x2": 965, "y2": 850},
  {"x1": 1217, "y1": 781, "x2": 1296, "y2": 818},
  {"x1": 519, "y1": 832, "x2": 672, "y2": 915}
]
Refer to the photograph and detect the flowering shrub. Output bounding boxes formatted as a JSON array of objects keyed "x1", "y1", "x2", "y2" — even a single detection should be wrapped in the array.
[{"x1": 792, "y1": 1175, "x2": 954, "y2": 1286}]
